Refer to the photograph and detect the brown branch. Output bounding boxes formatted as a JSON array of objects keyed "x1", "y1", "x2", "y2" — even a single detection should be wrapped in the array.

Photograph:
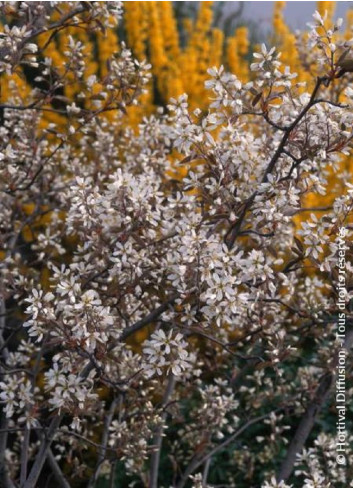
[
  {"x1": 177, "y1": 409, "x2": 284, "y2": 488},
  {"x1": 0, "y1": 298, "x2": 14, "y2": 488},
  {"x1": 118, "y1": 295, "x2": 178, "y2": 343},
  {"x1": 262, "y1": 76, "x2": 327, "y2": 183},
  {"x1": 277, "y1": 327, "x2": 353, "y2": 482},
  {"x1": 22, "y1": 414, "x2": 64, "y2": 488},
  {"x1": 46, "y1": 448, "x2": 70, "y2": 488},
  {"x1": 20, "y1": 339, "x2": 46, "y2": 486},
  {"x1": 225, "y1": 76, "x2": 332, "y2": 249},
  {"x1": 25, "y1": 5, "x2": 87, "y2": 41},
  {"x1": 88, "y1": 397, "x2": 120, "y2": 487},
  {"x1": 149, "y1": 373, "x2": 176, "y2": 488},
  {"x1": 21, "y1": 297, "x2": 178, "y2": 487}
]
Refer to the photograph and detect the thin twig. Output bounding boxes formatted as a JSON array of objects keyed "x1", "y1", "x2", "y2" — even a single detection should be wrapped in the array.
[
  {"x1": 22, "y1": 296, "x2": 178, "y2": 487},
  {"x1": 89, "y1": 397, "x2": 120, "y2": 487},
  {"x1": 0, "y1": 297, "x2": 14, "y2": 488},
  {"x1": 22, "y1": 414, "x2": 64, "y2": 488},
  {"x1": 19, "y1": 342, "x2": 45, "y2": 486},
  {"x1": 177, "y1": 409, "x2": 283, "y2": 487},
  {"x1": 277, "y1": 327, "x2": 353, "y2": 482},
  {"x1": 202, "y1": 457, "x2": 211, "y2": 487},
  {"x1": 118, "y1": 295, "x2": 178, "y2": 343},
  {"x1": 149, "y1": 373, "x2": 176, "y2": 488},
  {"x1": 225, "y1": 76, "x2": 331, "y2": 249}
]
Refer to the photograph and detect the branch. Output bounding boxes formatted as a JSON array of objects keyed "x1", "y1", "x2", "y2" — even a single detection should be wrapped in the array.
[
  {"x1": 20, "y1": 427, "x2": 31, "y2": 486},
  {"x1": 20, "y1": 343, "x2": 45, "y2": 486},
  {"x1": 0, "y1": 103, "x2": 67, "y2": 115},
  {"x1": 262, "y1": 76, "x2": 327, "y2": 183},
  {"x1": 149, "y1": 373, "x2": 176, "y2": 488},
  {"x1": 277, "y1": 327, "x2": 353, "y2": 482},
  {"x1": 46, "y1": 448, "x2": 70, "y2": 488},
  {"x1": 225, "y1": 76, "x2": 332, "y2": 249},
  {"x1": 202, "y1": 457, "x2": 211, "y2": 487},
  {"x1": 88, "y1": 397, "x2": 120, "y2": 487},
  {"x1": 0, "y1": 416, "x2": 15, "y2": 488},
  {"x1": 118, "y1": 295, "x2": 178, "y2": 343},
  {"x1": 60, "y1": 430, "x2": 118, "y2": 452},
  {"x1": 0, "y1": 298, "x2": 14, "y2": 488},
  {"x1": 21, "y1": 297, "x2": 177, "y2": 487},
  {"x1": 177, "y1": 409, "x2": 283, "y2": 488},
  {"x1": 26, "y1": 5, "x2": 87, "y2": 41},
  {"x1": 22, "y1": 414, "x2": 64, "y2": 488}
]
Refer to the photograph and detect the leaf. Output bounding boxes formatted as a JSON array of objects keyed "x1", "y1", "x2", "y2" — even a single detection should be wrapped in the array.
[
  {"x1": 338, "y1": 57, "x2": 353, "y2": 72},
  {"x1": 178, "y1": 154, "x2": 195, "y2": 165},
  {"x1": 267, "y1": 245, "x2": 278, "y2": 258},
  {"x1": 294, "y1": 236, "x2": 304, "y2": 254},
  {"x1": 249, "y1": 86, "x2": 259, "y2": 96},
  {"x1": 337, "y1": 48, "x2": 351, "y2": 65},
  {"x1": 252, "y1": 92, "x2": 262, "y2": 107}
]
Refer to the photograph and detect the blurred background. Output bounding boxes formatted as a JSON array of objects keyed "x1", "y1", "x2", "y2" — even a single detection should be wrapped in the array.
[{"x1": 220, "y1": 1, "x2": 352, "y2": 32}]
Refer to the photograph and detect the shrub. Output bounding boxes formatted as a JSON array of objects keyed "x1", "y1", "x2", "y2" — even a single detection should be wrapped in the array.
[{"x1": 0, "y1": 3, "x2": 352, "y2": 488}]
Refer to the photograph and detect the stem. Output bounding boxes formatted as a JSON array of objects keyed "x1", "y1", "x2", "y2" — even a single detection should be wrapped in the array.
[
  {"x1": 20, "y1": 344, "x2": 44, "y2": 486},
  {"x1": 202, "y1": 458, "x2": 211, "y2": 487},
  {"x1": 20, "y1": 428, "x2": 31, "y2": 486},
  {"x1": 21, "y1": 298, "x2": 178, "y2": 488},
  {"x1": 46, "y1": 448, "x2": 70, "y2": 488},
  {"x1": 0, "y1": 416, "x2": 14, "y2": 488},
  {"x1": 22, "y1": 413, "x2": 64, "y2": 488},
  {"x1": 0, "y1": 297, "x2": 14, "y2": 488},
  {"x1": 177, "y1": 409, "x2": 282, "y2": 488},
  {"x1": 109, "y1": 460, "x2": 117, "y2": 488},
  {"x1": 262, "y1": 76, "x2": 326, "y2": 183},
  {"x1": 89, "y1": 397, "x2": 120, "y2": 487},
  {"x1": 225, "y1": 76, "x2": 328, "y2": 249},
  {"x1": 277, "y1": 327, "x2": 353, "y2": 482},
  {"x1": 149, "y1": 373, "x2": 176, "y2": 488},
  {"x1": 118, "y1": 295, "x2": 178, "y2": 343}
]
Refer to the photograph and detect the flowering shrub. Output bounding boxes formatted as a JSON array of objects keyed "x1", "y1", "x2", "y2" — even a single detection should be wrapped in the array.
[{"x1": 0, "y1": 2, "x2": 353, "y2": 488}]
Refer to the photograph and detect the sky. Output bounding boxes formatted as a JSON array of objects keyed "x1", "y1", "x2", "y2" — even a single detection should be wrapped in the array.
[{"x1": 223, "y1": 1, "x2": 352, "y2": 33}]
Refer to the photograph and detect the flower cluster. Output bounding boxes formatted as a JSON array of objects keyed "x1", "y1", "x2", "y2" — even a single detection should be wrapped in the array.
[
  {"x1": 142, "y1": 329, "x2": 193, "y2": 377},
  {"x1": 0, "y1": 25, "x2": 38, "y2": 74}
]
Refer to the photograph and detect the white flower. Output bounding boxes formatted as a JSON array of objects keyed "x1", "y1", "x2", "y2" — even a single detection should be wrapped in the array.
[
  {"x1": 75, "y1": 289, "x2": 101, "y2": 310},
  {"x1": 24, "y1": 288, "x2": 54, "y2": 320},
  {"x1": 251, "y1": 44, "x2": 277, "y2": 71},
  {"x1": 313, "y1": 10, "x2": 324, "y2": 26},
  {"x1": 142, "y1": 329, "x2": 192, "y2": 378}
]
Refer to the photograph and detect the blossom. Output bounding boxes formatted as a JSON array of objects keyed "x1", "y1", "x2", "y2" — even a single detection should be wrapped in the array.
[
  {"x1": 142, "y1": 329, "x2": 192, "y2": 378},
  {"x1": 24, "y1": 288, "x2": 54, "y2": 320},
  {"x1": 250, "y1": 44, "x2": 278, "y2": 71}
]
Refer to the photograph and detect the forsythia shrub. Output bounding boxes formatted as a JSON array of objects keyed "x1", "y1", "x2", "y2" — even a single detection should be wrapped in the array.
[{"x1": 0, "y1": 2, "x2": 353, "y2": 489}]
